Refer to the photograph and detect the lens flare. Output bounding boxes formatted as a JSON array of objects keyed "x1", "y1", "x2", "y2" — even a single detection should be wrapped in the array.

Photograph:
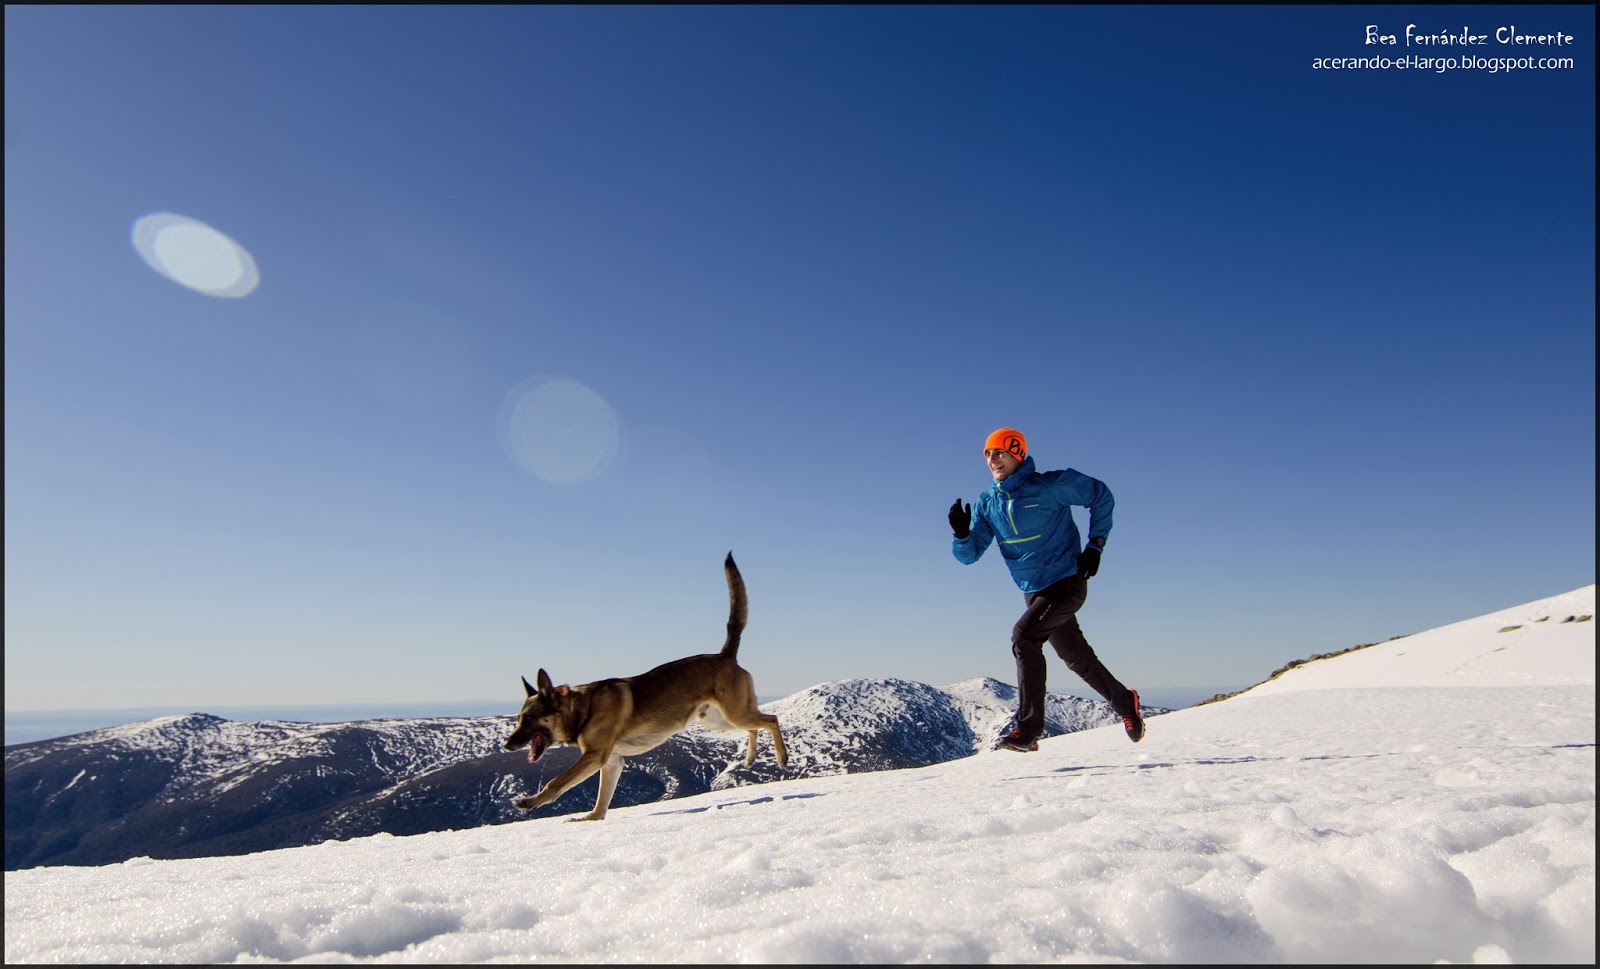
[
  {"x1": 498, "y1": 378, "x2": 620, "y2": 485},
  {"x1": 131, "y1": 212, "x2": 260, "y2": 298}
]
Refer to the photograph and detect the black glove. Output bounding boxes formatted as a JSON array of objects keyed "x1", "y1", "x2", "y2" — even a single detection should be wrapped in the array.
[
  {"x1": 1078, "y1": 546, "x2": 1101, "y2": 578},
  {"x1": 948, "y1": 499, "x2": 971, "y2": 539}
]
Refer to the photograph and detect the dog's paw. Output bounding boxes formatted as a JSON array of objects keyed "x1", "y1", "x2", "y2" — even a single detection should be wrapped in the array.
[{"x1": 513, "y1": 796, "x2": 538, "y2": 810}]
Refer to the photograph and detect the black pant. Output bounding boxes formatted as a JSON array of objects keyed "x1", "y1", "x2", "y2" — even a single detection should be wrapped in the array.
[{"x1": 1011, "y1": 573, "x2": 1133, "y2": 739}]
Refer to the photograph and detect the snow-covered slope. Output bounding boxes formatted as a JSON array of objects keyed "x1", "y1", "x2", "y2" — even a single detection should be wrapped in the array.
[
  {"x1": 4, "y1": 584, "x2": 1592, "y2": 964},
  {"x1": 4, "y1": 675, "x2": 1162, "y2": 870},
  {"x1": 1245, "y1": 584, "x2": 1595, "y2": 695}
]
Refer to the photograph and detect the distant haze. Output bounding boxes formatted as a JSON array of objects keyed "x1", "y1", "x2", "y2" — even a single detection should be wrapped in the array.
[{"x1": 3, "y1": 687, "x2": 1234, "y2": 747}]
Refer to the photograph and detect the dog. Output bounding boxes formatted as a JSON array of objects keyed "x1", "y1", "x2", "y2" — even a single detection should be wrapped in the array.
[{"x1": 503, "y1": 552, "x2": 787, "y2": 821}]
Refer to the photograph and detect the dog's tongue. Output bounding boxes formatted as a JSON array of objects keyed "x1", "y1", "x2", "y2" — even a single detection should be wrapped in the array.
[{"x1": 527, "y1": 733, "x2": 547, "y2": 763}]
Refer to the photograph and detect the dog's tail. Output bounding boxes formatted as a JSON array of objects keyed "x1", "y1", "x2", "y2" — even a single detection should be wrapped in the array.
[{"x1": 721, "y1": 552, "x2": 748, "y2": 658}]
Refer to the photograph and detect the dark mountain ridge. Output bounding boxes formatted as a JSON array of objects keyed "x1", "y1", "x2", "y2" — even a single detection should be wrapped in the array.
[{"x1": 5, "y1": 677, "x2": 1162, "y2": 871}]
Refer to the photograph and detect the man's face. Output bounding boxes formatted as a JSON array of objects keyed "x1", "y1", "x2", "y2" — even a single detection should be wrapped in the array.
[{"x1": 986, "y1": 448, "x2": 1021, "y2": 481}]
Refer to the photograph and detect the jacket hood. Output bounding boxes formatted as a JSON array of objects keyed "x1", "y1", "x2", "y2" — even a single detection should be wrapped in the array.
[{"x1": 994, "y1": 455, "x2": 1038, "y2": 495}]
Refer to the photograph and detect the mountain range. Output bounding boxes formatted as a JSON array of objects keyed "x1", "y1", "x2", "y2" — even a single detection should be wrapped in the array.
[{"x1": 4, "y1": 676, "x2": 1161, "y2": 871}]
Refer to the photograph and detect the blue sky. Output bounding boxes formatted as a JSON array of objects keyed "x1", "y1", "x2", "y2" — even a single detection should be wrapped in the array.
[{"x1": 5, "y1": 6, "x2": 1594, "y2": 713}]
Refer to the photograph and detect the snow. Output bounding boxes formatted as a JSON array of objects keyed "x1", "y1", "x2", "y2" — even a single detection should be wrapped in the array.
[
  {"x1": 4, "y1": 586, "x2": 1594, "y2": 964},
  {"x1": 1243, "y1": 586, "x2": 1596, "y2": 694}
]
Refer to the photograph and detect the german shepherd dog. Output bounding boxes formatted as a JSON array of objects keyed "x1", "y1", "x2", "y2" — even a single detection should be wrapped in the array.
[{"x1": 503, "y1": 553, "x2": 787, "y2": 821}]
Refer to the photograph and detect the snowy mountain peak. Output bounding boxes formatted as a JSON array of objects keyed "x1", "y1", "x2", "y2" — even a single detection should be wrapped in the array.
[
  {"x1": 4, "y1": 674, "x2": 1149, "y2": 870},
  {"x1": 940, "y1": 675, "x2": 1018, "y2": 704}
]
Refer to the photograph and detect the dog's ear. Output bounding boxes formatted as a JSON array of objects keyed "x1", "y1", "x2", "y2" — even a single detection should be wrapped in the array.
[
  {"x1": 536, "y1": 668, "x2": 555, "y2": 695},
  {"x1": 522, "y1": 675, "x2": 537, "y2": 698}
]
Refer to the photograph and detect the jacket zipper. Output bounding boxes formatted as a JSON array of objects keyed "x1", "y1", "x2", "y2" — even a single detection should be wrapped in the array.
[{"x1": 1000, "y1": 494, "x2": 1041, "y2": 545}]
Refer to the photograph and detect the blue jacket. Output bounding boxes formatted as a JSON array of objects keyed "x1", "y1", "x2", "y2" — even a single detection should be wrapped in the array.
[{"x1": 951, "y1": 456, "x2": 1114, "y2": 593}]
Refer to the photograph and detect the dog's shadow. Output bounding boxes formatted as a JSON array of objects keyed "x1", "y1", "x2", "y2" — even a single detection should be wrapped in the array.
[
  {"x1": 506, "y1": 739, "x2": 808, "y2": 821},
  {"x1": 651, "y1": 791, "x2": 827, "y2": 816}
]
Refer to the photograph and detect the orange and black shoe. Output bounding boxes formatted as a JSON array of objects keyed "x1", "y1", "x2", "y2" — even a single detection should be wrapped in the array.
[
  {"x1": 1123, "y1": 690, "x2": 1146, "y2": 743},
  {"x1": 999, "y1": 728, "x2": 1039, "y2": 752}
]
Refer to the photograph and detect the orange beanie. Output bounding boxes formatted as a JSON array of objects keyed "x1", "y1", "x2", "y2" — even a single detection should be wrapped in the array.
[{"x1": 983, "y1": 428, "x2": 1027, "y2": 461}]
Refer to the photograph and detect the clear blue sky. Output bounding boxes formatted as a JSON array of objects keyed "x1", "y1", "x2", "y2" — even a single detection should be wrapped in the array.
[{"x1": 5, "y1": 6, "x2": 1594, "y2": 713}]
